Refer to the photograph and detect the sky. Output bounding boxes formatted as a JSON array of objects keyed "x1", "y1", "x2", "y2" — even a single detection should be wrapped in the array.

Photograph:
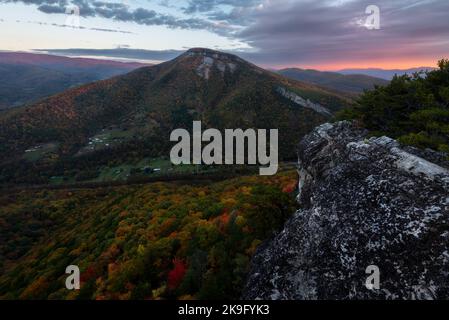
[{"x1": 0, "y1": 0, "x2": 448, "y2": 70}]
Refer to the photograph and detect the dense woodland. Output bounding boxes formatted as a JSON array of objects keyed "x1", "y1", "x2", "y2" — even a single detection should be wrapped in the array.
[{"x1": 0, "y1": 171, "x2": 297, "y2": 299}]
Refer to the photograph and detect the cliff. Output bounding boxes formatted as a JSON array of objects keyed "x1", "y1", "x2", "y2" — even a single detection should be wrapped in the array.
[{"x1": 243, "y1": 121, "x2": 449, "y2": 300}]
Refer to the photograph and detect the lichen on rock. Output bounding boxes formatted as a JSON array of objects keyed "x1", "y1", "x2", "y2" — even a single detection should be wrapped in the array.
[{"x1": 243, "y1": 121, "x2": 449, "y2": 300}]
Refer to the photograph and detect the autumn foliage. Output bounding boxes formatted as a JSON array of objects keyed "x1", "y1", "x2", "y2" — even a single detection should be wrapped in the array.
[
  {"x1": 168, "y1": 259, "x2": 187, "y2": 289},
  {"x1": 0, "y1": 171, "x2": 297, "y2": 300}
]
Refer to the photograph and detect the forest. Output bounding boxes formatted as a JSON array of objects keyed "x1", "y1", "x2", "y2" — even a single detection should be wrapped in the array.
[
  {"x1": 0, "y1": 171, "x2": 298, "y2": 300},
  {"x1": 339, "y1": 59, "x2": 449, "y2": 153}
]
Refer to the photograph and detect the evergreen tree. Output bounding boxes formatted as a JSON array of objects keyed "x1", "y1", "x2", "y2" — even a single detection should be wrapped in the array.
[{"x1": 338, "y1": 59, "x2": 449, "y2": 153}]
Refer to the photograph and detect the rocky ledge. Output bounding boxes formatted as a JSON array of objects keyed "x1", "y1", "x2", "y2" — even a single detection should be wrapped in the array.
[{"x1": 243, "y1": 121, "x2": 449, "y2": 300}]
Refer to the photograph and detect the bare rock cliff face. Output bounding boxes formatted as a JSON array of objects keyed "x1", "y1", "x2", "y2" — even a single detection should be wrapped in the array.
[{"x1": 243, "y1": 121, "x2": 449, "y2": 300}]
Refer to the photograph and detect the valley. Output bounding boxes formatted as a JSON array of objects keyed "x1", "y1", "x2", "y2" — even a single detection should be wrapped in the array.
[{"x1": 0, "y1": 48, "x2": 352, "y2": 186}]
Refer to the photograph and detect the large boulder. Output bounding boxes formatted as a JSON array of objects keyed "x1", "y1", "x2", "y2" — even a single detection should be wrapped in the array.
[{"x1": 243, "y1": 121, "x2": 449, "y2": 300}]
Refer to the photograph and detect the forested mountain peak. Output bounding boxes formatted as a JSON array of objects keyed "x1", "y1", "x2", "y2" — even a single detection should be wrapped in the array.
[{"x1": 0, "y1": 49, "x2": 351, "y2": 185}]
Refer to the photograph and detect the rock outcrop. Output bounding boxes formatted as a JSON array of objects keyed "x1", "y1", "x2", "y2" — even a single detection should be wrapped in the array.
[
  {"x1": 276, "y1": 87, "x2": 332, "y2": 117},
  {"x1": 183, "y1": 48, "x2": 241, "y2": 79},
  {"x1": 243, "y1": 121, "x2": 449, "y2": 300}
]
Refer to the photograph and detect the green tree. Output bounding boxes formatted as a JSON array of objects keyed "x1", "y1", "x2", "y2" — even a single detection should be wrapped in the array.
[{"x1": 338, "y1": 59, "x2": 449, "y2": 152}]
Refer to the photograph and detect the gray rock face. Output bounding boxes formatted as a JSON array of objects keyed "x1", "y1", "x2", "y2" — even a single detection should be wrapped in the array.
[
  {"x1": 276, "y1": 87, "x2": 332, "y2": 117},
  {"x1": 243, "y1": 121, "x2": 449, "y2": 300},
  {"x1": 183, "y1": 48, "x2": 241, "y2": 80}
]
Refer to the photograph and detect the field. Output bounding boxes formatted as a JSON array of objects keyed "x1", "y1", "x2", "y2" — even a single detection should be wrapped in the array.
[{"x1": 22, "y1": 142, "x2": 59, "y2": 162}]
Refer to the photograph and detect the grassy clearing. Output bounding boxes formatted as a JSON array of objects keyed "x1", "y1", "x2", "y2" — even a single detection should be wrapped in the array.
[
  {"x1": 23, "y1": 142, "x2": 59, "y2": 162},
  {"x1": 77, "y1": 129, "x2": 136, "y2": 155}
]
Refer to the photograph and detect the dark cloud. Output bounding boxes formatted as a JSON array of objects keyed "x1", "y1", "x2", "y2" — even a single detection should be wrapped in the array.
[
  {"x1": 0, "y1": 0, "x2": 67, "y2": 6},
  {"x1": 0, "y1": 0, "x2": 230, "y2": 34},
  {"x1": 182, "y1": 0, "x2": 263, "y2": 27},
  {"x1": 236, "y1": 0, "x2": 449, "y2": 67},
  {"x1": 3, "y1": 0, "x2": 449, "y2": 67},
  {"x1": 183, "y1": 0, "x2": 261, "y2": 14},
  {"x1": 37, "y1": 3, "x2": 65, "y2": 13}
]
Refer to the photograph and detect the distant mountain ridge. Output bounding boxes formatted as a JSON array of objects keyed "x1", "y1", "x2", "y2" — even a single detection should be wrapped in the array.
[
  {"x1": 0, "y1": 51, "x2": 147, "y2": 71},
  {"x1": 0, "y1": 48, "x2": 352, "y2": 185},
  {"x1": 338, "y1": 67, "x2": 436, "y2": 80},
  {"x1": 277, "y1": 68, "x2": 389, "y2": 94},
  {"x1": 0, "y1": 52, "x2": 149, "y2": 110}
]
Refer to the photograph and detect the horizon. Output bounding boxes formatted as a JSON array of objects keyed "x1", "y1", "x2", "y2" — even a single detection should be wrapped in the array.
[
  {"x1": 0, "y1": 48, "x2": 440, "y2": 72},
  {"x1": 1, "y1": 0, "x2": 448, "y2": 71}
]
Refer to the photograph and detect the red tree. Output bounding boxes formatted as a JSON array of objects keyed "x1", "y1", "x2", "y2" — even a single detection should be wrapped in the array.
[{"x1": 167, "y1": 258, "x2": 187, "y2": 289}]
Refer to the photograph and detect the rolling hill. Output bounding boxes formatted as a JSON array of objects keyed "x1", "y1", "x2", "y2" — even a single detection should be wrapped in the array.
[
  {"x1": 277, "y1": 68, "x2": 389, "y2": 94},
  {"x1": 0, "y1": 48, "x2": 352, "y2": 185},
  {"x1": 337, "y1": 67, "x2": 436, "y2": 80},
  {"x1": 0, "y1": 52, "x2": 148, "y2": 110}
]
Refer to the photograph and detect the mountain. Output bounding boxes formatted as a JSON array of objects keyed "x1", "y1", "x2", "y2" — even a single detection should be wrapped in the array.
[
  {"x1": 338, "y1": 67, "x2": 436, "y2": 80},
  {"x1": 0, "y1": 48, "x2": 352, "y2": 185},
  {"x1": 244, "y1": 121, "x2": 449, "y2": 300},
  {"x1": 0, "y1": 51, "x2": 147, "y2": 74},
  {"x1": 0, "y1": 52, "x2": 148, "y2": 110},
  {"x1": 277, "y1": 68, "x2": 389, "y2": 94}
]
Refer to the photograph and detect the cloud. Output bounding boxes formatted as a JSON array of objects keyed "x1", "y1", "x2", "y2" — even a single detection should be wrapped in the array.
[
  {"x1": 234, "y1": 0, "x2": 449, "y2": 67},
  {"x1": 32, "y1": 47, "x2": 269, "y2": 65},
  {"x1": 3, "y1": 0, "x2": 449, "y2": 68},
  {"x1": 35, "y1": 47, "x2": 185, "y2": 61},
  {"x1": 37, "y1": 3, "x2": 65, "y2": 13},
  {"x1": 182, "y1": 0, "x2": 264, "y2": 27},
  {"x1": 0, "y1": 0, "x2": 232, "y2": 34},
  {"x1": 182, "y1": 0, "x2": 262, "y2": 14},
  {"x1": 15, "y1": 19, "x2": 135, "y2": 34}
]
